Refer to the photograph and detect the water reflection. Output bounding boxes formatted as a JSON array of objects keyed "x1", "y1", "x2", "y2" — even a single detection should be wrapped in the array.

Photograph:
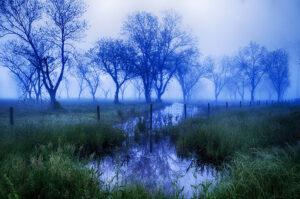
[{"x1": 88, "y1": 103, "x2": 217, "y2": 197}]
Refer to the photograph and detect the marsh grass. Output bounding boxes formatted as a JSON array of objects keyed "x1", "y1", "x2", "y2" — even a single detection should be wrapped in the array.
[
  {"x1": 206, "y1": 144, "x2": 300, "y2": 199},
  {"x1": 169, "y1": 106, "x2": 300, "y2": 163},
  {"x1": 0, "y1": 122, "x2": 125, "y2": 161},
  {"x1": 1, "y1": 101, "x2": 299, "y2": 198},
  {"x1": 0, "y1": 101, "x2": 171, "y2": 198},
  {"x1": 165, "y1": 105, "x2": 300, "y2": 198}
]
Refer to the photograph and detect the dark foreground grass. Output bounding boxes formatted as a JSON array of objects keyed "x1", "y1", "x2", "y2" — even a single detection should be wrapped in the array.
[
  {"x1": 1, "y1": 103, "x2": 300, "y2": 198},
  {"x1": 167, "y1": 105, "x2": 300, "y2": 198},
  {"x1": 0, "y1": 101, "x2": 171, "y2": 199},
  {"x1": 0, "y1": 122, "x2": 125, "y2": 160},
  {"x1": 171, "y1": 106, "x2": 300, "y2": 162},
  {"x1": 0, "y1": 144, "x2": 170, "y2": 199},
  {"x1": 210, "y1": 145, "x2": 300, "y2": 199}
]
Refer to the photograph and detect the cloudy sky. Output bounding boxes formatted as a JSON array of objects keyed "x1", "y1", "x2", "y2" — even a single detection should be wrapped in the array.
[{"x1": 0, "y1": 0, "x2": 299, "y2": 100}]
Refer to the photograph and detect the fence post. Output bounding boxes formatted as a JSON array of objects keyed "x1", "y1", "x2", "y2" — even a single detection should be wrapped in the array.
[
  {"x1": 249, "y1": 101, "x2": 252, "y2": 107},
  {"x1": 149, "y1": 103, "x2": 153, "y2": 153},
  {"x1": 240, "y1": 101, "x2": 242, "y2": 108},
  {"x1": 184, "y1": 104, "x2": 187, "y2": 119},
  {"x1": 97, "y1": 105, "x2": 100, "y2": 121},
  {"x1": 226, "y1": 102, "x2": 228, "y2": 109},
  {"x1": 150, "y1": 104, "x2": 152, "y2": 130},
  {"x1": 9, "y1": 106, "x2": 14, "y2": 126},
  {"x1": 208, "y1": 103, "x2": 210, "y2": 118}
]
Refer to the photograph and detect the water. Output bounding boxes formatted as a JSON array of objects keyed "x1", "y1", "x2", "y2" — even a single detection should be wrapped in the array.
[{"x1": 88, "y1": 103, "x2": 218, "y2": 197}]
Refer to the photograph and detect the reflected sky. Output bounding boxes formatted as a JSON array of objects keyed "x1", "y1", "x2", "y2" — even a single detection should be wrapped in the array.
[{"x1": 88, "y1": 103, "x2": 218, "y2": 197}]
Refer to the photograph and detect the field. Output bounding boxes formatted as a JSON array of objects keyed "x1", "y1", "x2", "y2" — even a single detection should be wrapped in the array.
[{"x1": 0, "y1": 99, "x2": 299, "y2": 198}]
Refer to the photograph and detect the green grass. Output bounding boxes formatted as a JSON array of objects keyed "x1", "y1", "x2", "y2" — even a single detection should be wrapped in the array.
[
  {"x1": 0, "y1": 100, "x2": 171, "y2": 199},
  {"x1": 170, "y1": 106, "x2": 300, "y2": 163},
  {"x1": 205, "y1": 145, "x2": 300, "y2": 199},
  {"x1": 1, "y1": 100, "x2": 299, "y2": 198},
  {"x1": 0, "y1": 143, "x2": 170, "y2": 199},
  {"x1": 166, "y1": 105, "x2": 300, "y2": 198}
]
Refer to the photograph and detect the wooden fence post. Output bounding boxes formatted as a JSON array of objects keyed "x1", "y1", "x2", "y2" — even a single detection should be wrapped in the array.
[
  {"x1": 208, "y1": 103, "x2": 210, "y2": 118},
  {"x1": 150, "y1": 104, "x2": 152, "y2": 130},
  {"x1": 9, "y1": 106, "x2": 14, "y2": 126},
  {"x1": 240, "y1": 101, "x2": 242, "y2": 108},
  {"x1": 149, "y1": 103, "x2": 153, "y2": 153},
  {"x1": 97, "y1": 105, "x2": 100, "y2": 121},
  {"x1": 184, "y1": 104, "x2": 187, "y2": 119}
]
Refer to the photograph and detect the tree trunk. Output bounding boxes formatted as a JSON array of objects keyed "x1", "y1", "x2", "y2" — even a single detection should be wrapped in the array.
[
  {"x1": 251, "y1": 88, "x2": 255, "y2": 103},
  {"x1": 144, "y1": 89, "x2": 151, "y2": 103},
  {"x1": 156, "y1": 93, "x2": 162, "y2": 103},
  {"x1": 114, "y1": 86, "x2": 120, "y2": 104},
  {"x1": 277, "y1": 89, "x2": 281, "y2": 102},
  {"x1": 49, "y1": 90, "x2": 60, "y2": 110}
]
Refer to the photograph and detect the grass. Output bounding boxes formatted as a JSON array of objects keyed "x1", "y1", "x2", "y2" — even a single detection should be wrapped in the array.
[
  {"x1": 206, "y1": 145, "x2": 300, "y2": 199},
  {"x1": 165, "y1": 105, "x2": 300, "y2": 198},
  {"x1": 1, "y1": 100, "x2": 299, "y2": 198},
  {"x1": 0, "y1": 99, "x2": 168, "y2": 127},
  {"x1": 0, "y1": 100, "x2": 171, "y2": 199},
  {"x1": 169, "y1": 106, "x2": 300, "y2": 163}
]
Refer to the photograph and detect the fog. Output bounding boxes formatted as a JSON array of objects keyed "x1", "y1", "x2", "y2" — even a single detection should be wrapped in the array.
[{"x1": 0, "y1": 0, "x2": 299, "y2": 100}]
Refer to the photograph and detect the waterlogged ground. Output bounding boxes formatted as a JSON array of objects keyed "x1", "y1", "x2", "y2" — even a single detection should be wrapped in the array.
[{"x1": 88, "y1": 103, "x2": 219, "y2": 197}]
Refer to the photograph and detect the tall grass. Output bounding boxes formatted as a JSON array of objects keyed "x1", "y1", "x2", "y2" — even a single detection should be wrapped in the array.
[
  {"x1": 171, "y1": 107, "x2": 300, "y2": 163},
  {"x1": 0, "y1": 102, "x2": 171, "y2": 198},
  {"x1": 0, "y1": 122, "x2": 125, "y2": 161},
  {"x1": 206, "y1": 144, "x2": 300, "y2": 199}
]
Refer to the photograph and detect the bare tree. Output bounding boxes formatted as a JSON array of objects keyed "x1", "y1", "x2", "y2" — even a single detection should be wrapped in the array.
[
  {"x1": 42, "y1": 0, "x2": 87, "y2": 107},
  {"x1": 92, "y1": 39, "x2": 135, "y2": 104},
  {"x1": 153, "y1": 11, "x2": 193, "y2": 102},
  {"x1": 132, "y1": 78, "x2": 144, "y2": 100},
  {"x1": 265, "y1": 49, "x2": 290, "y2": 102},
  {"x1": 175, "y1": 48, "x2": 205, "y2": 102},
  {"x1": 123, "y1": 11, "x2": 159, "y2": 103},
  {"x1": 63, "y1": 77, "x2": 70, "y2": 99},
  {"x1": 120, "y1": 81, "x2": 129, "y2": 101},
  {"x1": 0, "y1": 41, "x2": 43, "y2": 102},
  {"x1": 0, "y1": 0, "x2": 87, "y2": 109},
  {"x1": 208, "y1": 56, "x2": 232, "y2": 102},
  {"x1": 74, "y1": 53, "x2": 101, "y2": 102},
  {"x1": 237, "y1": 42, "x2": 266, "y2": 102},
  {"x1": 101, "y1": 88, "x2": 110, "y2": 100}
]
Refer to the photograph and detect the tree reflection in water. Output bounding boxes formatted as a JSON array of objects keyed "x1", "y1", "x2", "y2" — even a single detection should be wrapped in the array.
[{"x1": 88, "y1": 103, "x2": 217, "y2": 197}]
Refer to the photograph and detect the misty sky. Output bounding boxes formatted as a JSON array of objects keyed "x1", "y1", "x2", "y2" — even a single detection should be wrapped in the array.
[{"x1": 0, "y1": 0, "x2": 299, "y2": 100}]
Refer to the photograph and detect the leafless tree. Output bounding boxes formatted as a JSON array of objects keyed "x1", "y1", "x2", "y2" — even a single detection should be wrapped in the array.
[
  {"x1": 208, "y1": 56, "x2": 232, "y2": 102},
  {"x1": 265, "y1": 49, "x2": 290, "y2": 102},
  {"x1": 92, "y1": 39, "x2": 136, "y2": 104},
  {"x1": 0, "y1": 0, "x2": 87, "y2": 109},
  {"x1": 153, "y1": 11, "x2": 193, "y2": 102},
  {"x1": 175, "y1": 48, "x2": 206, "y2": 102},
  {"x1": 123, "y1": 11, "x2": 159, "y2": 103},
  {"x1": 237, "y1": 41, "x2": 267, "y2": 102},
  {"x1": 101, "y1": 88, "x2": 110, "y2": 100},
  {"x1": 132, "y1": 78, "x2": 144, "y2": 100},
  {"x1": 120, "y1": 81, "x2": 129, "y2": 101},
  {"x1": 74, "y1": 53, "x2": 101, "y2": 102},
  {"x1": 0, "y1": 41, "x2": 43, "y2": 102}
]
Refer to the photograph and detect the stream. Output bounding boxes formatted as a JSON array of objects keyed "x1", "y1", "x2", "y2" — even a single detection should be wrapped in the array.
[{"x1": 88, "y1": 103, "x2": 218, "y2": 197}]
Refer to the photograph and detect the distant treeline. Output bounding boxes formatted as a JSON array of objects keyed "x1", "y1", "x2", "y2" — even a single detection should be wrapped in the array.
[{"x1": 0, "y1": 0, "x2": 290, "y2": 109}]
